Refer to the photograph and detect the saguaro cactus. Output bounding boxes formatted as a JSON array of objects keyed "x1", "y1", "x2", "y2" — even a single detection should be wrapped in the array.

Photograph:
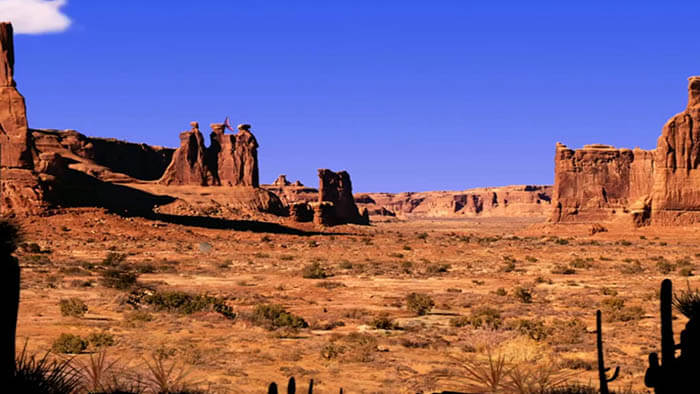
[
  {"x1": 0, "y1": 220, "x2": 21, "y2": 381},
  {"x1": 596, "y1": 310, "x2": 619, "y2": 394}
]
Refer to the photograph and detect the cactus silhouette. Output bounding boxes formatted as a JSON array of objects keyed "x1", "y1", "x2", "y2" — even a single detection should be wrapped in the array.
[
  {"x1": 0, "y1": 220, "x2": 21, "y2": 382},
  {"x1": 645, "y1": 279, "x2": 700, "y2": 393},
  {"x1": 596, "y1": 310, "x2": 619, "y2": 394},
  {"x1": 268, "y1": 377, "x2": 343, "y2": 393}
]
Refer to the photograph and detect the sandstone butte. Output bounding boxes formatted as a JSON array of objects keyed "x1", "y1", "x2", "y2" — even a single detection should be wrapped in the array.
[{"x1": 551, "y1": 76, "x2": 700, "y2": 226}]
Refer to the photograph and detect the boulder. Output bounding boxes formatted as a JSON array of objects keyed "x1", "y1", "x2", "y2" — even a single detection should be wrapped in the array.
[
  {"x1": 289, "y1": 202, "x2": 313, "y2": 222},
  {"x1": 318, "y1": 169, "x2": 369, "y2": 225},
  {"x1": 652, "y1": 76, "x2": 700, "y2": 225}
]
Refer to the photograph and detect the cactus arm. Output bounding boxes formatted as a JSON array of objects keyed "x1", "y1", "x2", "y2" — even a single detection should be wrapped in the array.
[
  {"x1": 660, "y1": 279, "x2": 675, "y2": 367},
  {"x1": 268, "y1": 382, "x2": 279, "y2": 394},
  {"x1": 288, "y1": 377, "x2": 296, "y2": 394}
]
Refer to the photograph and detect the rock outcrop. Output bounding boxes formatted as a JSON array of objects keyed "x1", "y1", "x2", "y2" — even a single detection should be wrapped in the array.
[
  {"x1": 31, "y1": 128, "x2": 174, "y2": 182},
  {"x1": 0, "y1": 23, "x2": 47, "y2": 214},
  {"x1": 652, "y1": 76, "x2": 700, "y2": 225},
  {"x1": 552, "y1": 76, "x2": 700, "y2": 226},
  {"x1": 159, "y1": 122, "x2": 259, "y2": 187},
  {"x1": 551, "y1": 144, "x2": 654, "y2": 223},
  {"x1": 318, "y1": 169, "x2": 369, "y2": 225},
  {"x1": 159, "y1": 122, "x2": 214, "y2": 186}
]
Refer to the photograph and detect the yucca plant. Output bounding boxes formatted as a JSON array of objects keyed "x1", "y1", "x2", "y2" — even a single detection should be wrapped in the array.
[
  {"x1": 437, "y1": 351, "x2": 512, "y2": 393},
  {"x1": 672, "y1": 284, "x2": 700, "y2": 320},
  {"x1": 504, "y1": 360, "x2": 581, "y2": 394},
  {"x1": 143, "y1": 355, "x2": 203, "y2": 393},
  {"x1": 11, "y1": 342, "x2": 82, "y2": 393}
]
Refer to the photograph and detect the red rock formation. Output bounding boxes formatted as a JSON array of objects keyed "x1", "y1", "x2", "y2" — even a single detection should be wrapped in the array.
[
  {"x1": 652, "y1": 76, "x2": 700, "y2": 225},
  {"x1": 158, "y1": 122, "x2": 214, "y2": 186},
  {"x1": 318, "y1": 169, "x2": 369, "y2": 225},
  {"x1": 289, "y1": 202, "x2": 313, "y2": 222},
  {"x1": 0, "y1": 23, "x2": 47, "y2": 214},
  {"x1": 160, "y1": 122, "x2": 259, "y2": 187},
  {"x1": 273, "y1": 174, "x2": 291, "y2": 186},
  {"x1": 551, "y1": 143, "x2": 654, "y2": 223},
  {"x1": 31, "y1": 128, "x2": 174, "y2": 182},
  {"x1": 0, "y1": 23, "x2": 33, "y2": 169},
  {"x1": 232, "y1": 124, "x2": 259, "y2": 187}
]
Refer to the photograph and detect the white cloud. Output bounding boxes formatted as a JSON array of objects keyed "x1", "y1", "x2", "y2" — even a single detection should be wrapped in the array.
[{"x1": 0, "y1": 0, "x2": 71, "y2": 34}]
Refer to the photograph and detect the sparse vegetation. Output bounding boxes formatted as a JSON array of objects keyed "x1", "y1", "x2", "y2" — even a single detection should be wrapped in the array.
[
  {"x1": 405, "y1": 292, "x2": 435, "y2": 316},
  {"x1": 59, "y1": 297, "x2": 88, "y2": 317},
  {"x1": 302, "y1": 261, "x2": 330, "y2": 279},
  {"x1": 250, "y1": 304, "x2": 308, "y2": 330}
]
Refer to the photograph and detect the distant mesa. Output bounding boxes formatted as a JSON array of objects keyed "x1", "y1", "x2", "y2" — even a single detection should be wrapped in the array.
[{"x1": 551, "y1": 76, "x2": 700, "y2": 226}]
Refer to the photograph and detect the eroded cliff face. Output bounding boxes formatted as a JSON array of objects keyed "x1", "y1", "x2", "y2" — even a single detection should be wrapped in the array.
[
  {"x1": 551, "y1": 144, "x2": 654, "y2": 224},
  {"x1": 0, "y1": 23, "x2": 46, "y2": 214},
  {"x1": 652, "y1": 76, "x2": 700, "y2": 225},
  {"x1": 356, "y1": 185, "x2": 552, "y2": 218}
]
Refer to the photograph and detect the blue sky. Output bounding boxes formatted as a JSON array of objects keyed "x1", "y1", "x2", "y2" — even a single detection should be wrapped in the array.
[{"x1": 8, "y1": 1, "x2": 700, "y2": 192}]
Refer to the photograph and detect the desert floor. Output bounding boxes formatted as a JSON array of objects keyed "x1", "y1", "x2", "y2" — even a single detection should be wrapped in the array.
[{"x1": 14, "y1": 209, "x2": 700, "y2": 393}]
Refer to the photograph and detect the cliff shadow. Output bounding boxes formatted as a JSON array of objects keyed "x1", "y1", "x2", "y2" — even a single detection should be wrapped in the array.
[
  {"x1": 144, "y1": 212, "x2": 334, "y2": 236},
  {"x1": 51, "y1": 170, "x2": 342, "y2": 236},
  {"x1": 49, "y1": 169, "x2": 175, "y2": 214}
]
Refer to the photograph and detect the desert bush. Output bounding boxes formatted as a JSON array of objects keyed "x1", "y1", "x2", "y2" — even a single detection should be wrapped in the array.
[
  {"x1": 551, "y1": 264, "x2": 576, "y2": 275},
  {"x1": 406, "y1": 292, "x2": 435, "y2": 316},
  {"x1": 656, "y1": 259, "x2": 675, "y2": 274},
  {"x1": 369, "y1": 313, "x2": 399, "y2": 330},
  {"x1": 102, "y1": 252, "x2": 127, "y2": 267},
  {"x1": 144, "y1": 290, "x2": 234, "y2": 320},
  {"x1": 495, "y1": 287, "x2": 507, "y2": 296},
  {"x1": 302, "y1": 261, "x2": 329, "y2": 279},
  {"x1": 513, "y1": 286, "x2": 533, "y2": 303},
  {"x1": 52, "y1": 334, "x2": 88, "y2": 354},
  {"x1": 508, "y1": 318, "x2": 549, "y2": 341},
  {"x1": 601, "y1": 297, "x2": 644, "y2": 322},
  {"x1": 320, "y1": 342, "x2": 345, "y2": 360},
  {"x1": 316, "y1": 281, "x2": 345, "y2": 289},
  {"x1": 569, "y1": 257, "x2": 593, "y2": 269},
  {"x1": 251, "y1": 304, "x2": 308, "y2": 330},
  {"x1": 548, "y1": 318, "x2": 586, "y2": 345},
  {"x1": 679, "y1": 267, "x2": 694, "y2": 277},
  {"x1": 620, "y1": 260, "x2": 644, "y2": 274},
  {"x1": 525, "y1": 255, "x2": 538, "y2": 263},
  {"x1": 100, "y1": 268, "x2": 139, "y2": 290},
  {"x1": 468, "y1": 306, "x2": 503, "y2": 329},
  {"x1": 59, "y1": 298, "x2": 88, "y2": 317},
  {"x1": 87, "y1": 332, "x2": 116, "y2": 348},
  {"x1": 426, "y1": 263, "x2": 450, "y2": 274}
]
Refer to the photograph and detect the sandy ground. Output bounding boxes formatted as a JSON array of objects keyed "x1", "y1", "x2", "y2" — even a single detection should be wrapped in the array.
[{"x1": 13, "y1": 209, "x2": 699, "y2": 393}]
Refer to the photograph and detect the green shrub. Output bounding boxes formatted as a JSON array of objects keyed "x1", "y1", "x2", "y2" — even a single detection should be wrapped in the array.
[
  {"x1": 656, "y1": 259, "x2": 675, "y2": 274},
  {"x1": 102, "y1": 252, "x2": 127, "y2": 267},
  {"x1": 508, "y1": 318, "x2": 549, "y2": 341},
  {"x1": 87, "y1": 332, "x2": 115, "y2": 348},
  {"x1": 51, "y1": 334, "x2": 87, "y2": 354},
  {"x1": 551, "y1": 264, "x2": 576, "y2": 275},
  {"x1": 601, "y1": 297, "x2": 644, "y2": 322},
  {"x1": 251, "y1": 304, "x2": 308, "y2": 330},
  {"x1": 513, "y1": 286, "x2": 533, "y2": 303},
  {"x1": 369, "y1": 314, "x2": 398, "y2": 330},
  {"x1": 405, "y1": 292, "x2": 434, "y2": 316},
  {"x1": 467, "y1": 307, "x2": 502, "y2": 329},
  {"x1": 679, "y1": 267, "x2": 694, "y2": 277},
  {"x1": 100, "y1": 268, "x2": 138, "y2": 290},
  {"x1": 302, "y1": 261, "x2": 329, "y2": 279},
  {"x1": 59, "y1": 298, "x2": 87, "y2": 317}
]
